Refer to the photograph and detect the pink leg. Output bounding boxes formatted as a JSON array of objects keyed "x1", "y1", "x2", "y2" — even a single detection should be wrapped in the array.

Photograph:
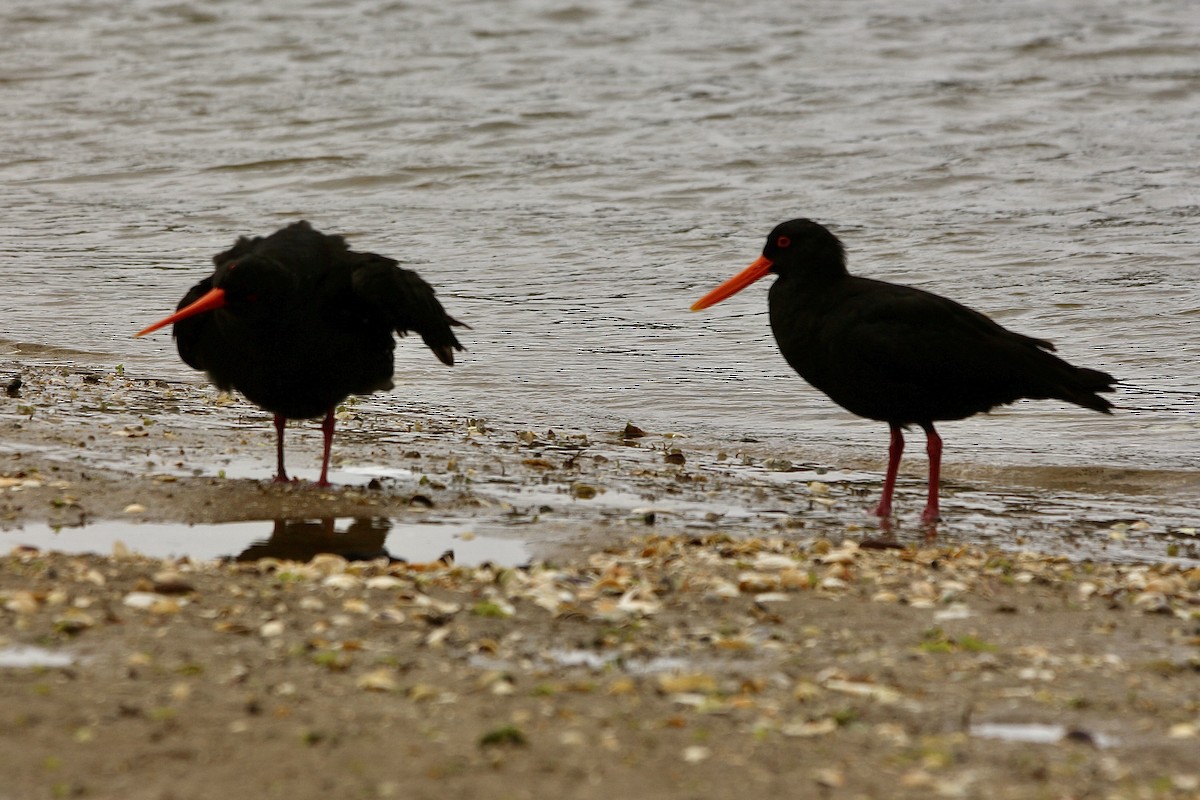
[
  {"x1": 316, "y1": 408, "x2": 335, "y2": 487},
  {"x1": 273, "y1": 414, "x2": 291, "y2": 483},
  {"x1": 873, "y1": 425, "x2": 904, "y2": 518},
  {"x1": 921, "y1": 423, "x2": 942, "y2": 524}
]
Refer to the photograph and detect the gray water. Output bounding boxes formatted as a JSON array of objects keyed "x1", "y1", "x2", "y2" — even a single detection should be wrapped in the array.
[{"x1": 3, "y1": 0, "x2": 1199, "y2": 477}]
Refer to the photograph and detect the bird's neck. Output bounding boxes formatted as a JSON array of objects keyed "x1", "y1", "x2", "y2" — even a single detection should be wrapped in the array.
[{"x1": 777, "y1": 260, "x2": 849, "y2": 292}]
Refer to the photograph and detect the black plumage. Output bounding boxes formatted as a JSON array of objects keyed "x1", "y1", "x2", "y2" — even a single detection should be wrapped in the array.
[
  {"x1": 693, "y1": 218, "x2": 1115, "y2": 522},
  {"x1": 137, "y1": 221, "x2": 466, "y2": 486}
]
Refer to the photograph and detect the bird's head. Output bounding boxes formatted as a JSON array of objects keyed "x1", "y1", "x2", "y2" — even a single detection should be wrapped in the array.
[
  {"x1": 134, "y1": 255, "x2": 296, "y2": 338},
  {"x1": 691, "y1": 219, "x2": 847, "y2": 311},
  {"x1": 210, "y1": 255, "x2": 297, "y2": 310}
]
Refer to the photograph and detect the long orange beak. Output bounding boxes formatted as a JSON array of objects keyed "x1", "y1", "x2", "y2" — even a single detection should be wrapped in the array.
[
  {"x1": 134, "y1": 287, "x2": 227, "y2": 338},
  {"x1": 690, "y1": 255, "x2": 774, "y2": 311}
]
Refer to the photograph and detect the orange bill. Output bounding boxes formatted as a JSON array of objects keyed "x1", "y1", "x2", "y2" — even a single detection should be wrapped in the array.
[
  {"x1": 134, "y1": 287, "x2": 227, "y2": 338},
  {"x1": 690, "y1": 255, "x2": 774, "y2": 311}
]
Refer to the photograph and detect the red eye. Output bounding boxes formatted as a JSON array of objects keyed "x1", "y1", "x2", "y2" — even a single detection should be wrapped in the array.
[{"x1": 777, "y1": 236, "x2": 791, "y2": 248}]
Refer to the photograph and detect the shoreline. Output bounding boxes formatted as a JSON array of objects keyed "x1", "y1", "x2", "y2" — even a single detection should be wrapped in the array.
[{"x1": 2, "y1": 363, "x2": 1198, "y2": 566}]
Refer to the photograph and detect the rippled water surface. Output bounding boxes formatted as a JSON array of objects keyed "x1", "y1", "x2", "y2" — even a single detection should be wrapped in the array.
[{"x1": 3, "y1": 0, "x2": 1199, "y2": 478}]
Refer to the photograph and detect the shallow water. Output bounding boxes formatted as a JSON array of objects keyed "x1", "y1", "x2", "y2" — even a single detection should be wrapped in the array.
[
  {"x1": 0, "y1": 644, "x2": 78, "y2": 669},
  {"x1": 2, "y1": 0, "x2": 1198, "y2": 481},
  {"x1": 970, "y1": 723, "x2": 1118, "y2": 749},
  {"x1": 3, "y1": 517, "x2": 531, "y2": 565},
  {"x1": 2, "y1": 379, "x2": 1197, "y2": 565}
]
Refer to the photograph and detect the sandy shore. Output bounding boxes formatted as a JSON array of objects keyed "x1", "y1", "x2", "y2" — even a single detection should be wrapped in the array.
[{"x1": 2, "y1": 363, "x2": 1199, "y2": 799}]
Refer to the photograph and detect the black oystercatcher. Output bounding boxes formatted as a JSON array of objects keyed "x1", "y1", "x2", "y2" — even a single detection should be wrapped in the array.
[
  {"x1": 692, "y1": 219, "x2": 1116, "y2": 523},
  {"x1": 136, "y1": 221, "x2": 466, "y2": 486}
]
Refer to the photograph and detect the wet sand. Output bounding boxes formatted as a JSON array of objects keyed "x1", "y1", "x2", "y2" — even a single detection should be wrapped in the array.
[{"x1": 2, "y1": 364, "x2": 1199, "y2": 798}]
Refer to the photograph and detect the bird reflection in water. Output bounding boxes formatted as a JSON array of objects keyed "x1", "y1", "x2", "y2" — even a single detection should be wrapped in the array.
[{"x1": 233, "y1": 517, "x2": 400, "y2": 563}]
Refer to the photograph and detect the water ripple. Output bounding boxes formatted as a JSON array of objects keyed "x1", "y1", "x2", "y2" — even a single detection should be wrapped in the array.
[{"x1": 0, "y1": 0, "x2": 1197, "y2": 478}]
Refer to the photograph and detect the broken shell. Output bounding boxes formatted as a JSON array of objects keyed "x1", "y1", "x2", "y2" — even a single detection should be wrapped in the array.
[
  {"x1": 323, "y1": 574, "x2": 362, "y2": 591},
  {"x1": 815, "y1": 543, "x2": 859, "y2": 564},
  {"x1": 792, "y1": 681, "x2": 821, "y2": 702},
  {"x1": 781, "y1": 718, "x2": 838, "y2": 738},
  {"x1": 824, "y1": 678, "x2": 901, "y2": 704},
  {"x1": 309, "y1": 554, "x2": 349, "y2": 575},
  {"x1": 779, "y1": 569, "x2": 813, "y2": 590},
  {"x1": 53, "y1": 608, "x2": 96, "y2": 633},
  {"x1": 259, "y1": 620, "x2": 285, "y2": 638},
  {"x1": 753, "y1": 553, "x2": 798, "y2": 571},
  {"x1": 407, "y1": 683, "x2": 441, "y2": 701},
  {"x1": 657, "y1": 673, "x2": 718, "y2": 694},
  {"x1": 813, "y1": 767, "x2": 846, "y2": 788},
  {"x1": 1168, "y1": 722, "x2": 1198, "y2": 739},
  {"x1": 123, "y1": 592, "x2": 182, "y2": 614},
  {"x1": 357, "y1": 668, "x2": 399, "y2": 692},
  {"x1": 738, "y1": 572, "x2": 781, "y2": 593},
  {"x1": 151, "y1": 571, "x2": 195, "y2": 595},
  {"x1": 342, "y1": 599, "x2": 371, "y2": 615},
  {"x1": 365, "y1": 575, "x2": 404, "y2": 590},
  {"x1": 4, "y1": 591, "x2": 40, "y2": 615}
]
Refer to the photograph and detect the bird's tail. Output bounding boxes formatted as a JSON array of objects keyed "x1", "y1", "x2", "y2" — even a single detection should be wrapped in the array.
[
  {"x1": 422, "y1": 314, "x2": 469, "y2": 366},
  {"x1": 351, "y1": 257, "x2": 468, "y2": 366},
  {"x1": 1054, "y1": 365, "x2": 1117, "y2": 414}
]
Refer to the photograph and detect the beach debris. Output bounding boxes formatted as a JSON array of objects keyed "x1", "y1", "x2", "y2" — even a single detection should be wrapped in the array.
[
  {"x1": 151, "y1": 571, "x2": 195, "y2": 595},
  {"x1": 622, "y1": 422, "x2": 648, "y2": 439},
  {"x1": 782, "y1": 718, "x2": 838, "y2": 738},
  {"x1": 571, "y1": 482, "x2": 599, "y2": 499},
  {"x1": 123, "y1": 592, "x2": 183, "y2": 614},
  {"x1": 479, "y1": 724, "x2": 526, "y2": 747},
  {"x1": 357, "y1": 668, "x2": 399, "y2": 692},
  {"x1": 52, "y1": 608, "x2": 96, "y2": 634}
]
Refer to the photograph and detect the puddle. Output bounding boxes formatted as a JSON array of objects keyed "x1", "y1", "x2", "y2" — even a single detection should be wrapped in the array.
[
  {"x1": 2, "y1": 518, "x2": 531, "y2": 566},
  {"x1": 970, "y1": 722, "x2": 1118, "y2": 748},
  {"x1": 544, "y1": 648, "x2": 693, "y2": 675},
  {"x1": 0, "y1": 645, "x2": 77, "y2": 668},
  {"x1": 471, "y1": 647, "x2": 732, "y2": 677}
]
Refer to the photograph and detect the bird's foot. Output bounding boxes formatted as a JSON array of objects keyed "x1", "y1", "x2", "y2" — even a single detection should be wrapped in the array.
[
  {"x1": 921, "y1": 510, "x2": 940, "y2": 542},
  {"x1": 272, "y1": 474, "x2": 297, "y2": 484}
]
